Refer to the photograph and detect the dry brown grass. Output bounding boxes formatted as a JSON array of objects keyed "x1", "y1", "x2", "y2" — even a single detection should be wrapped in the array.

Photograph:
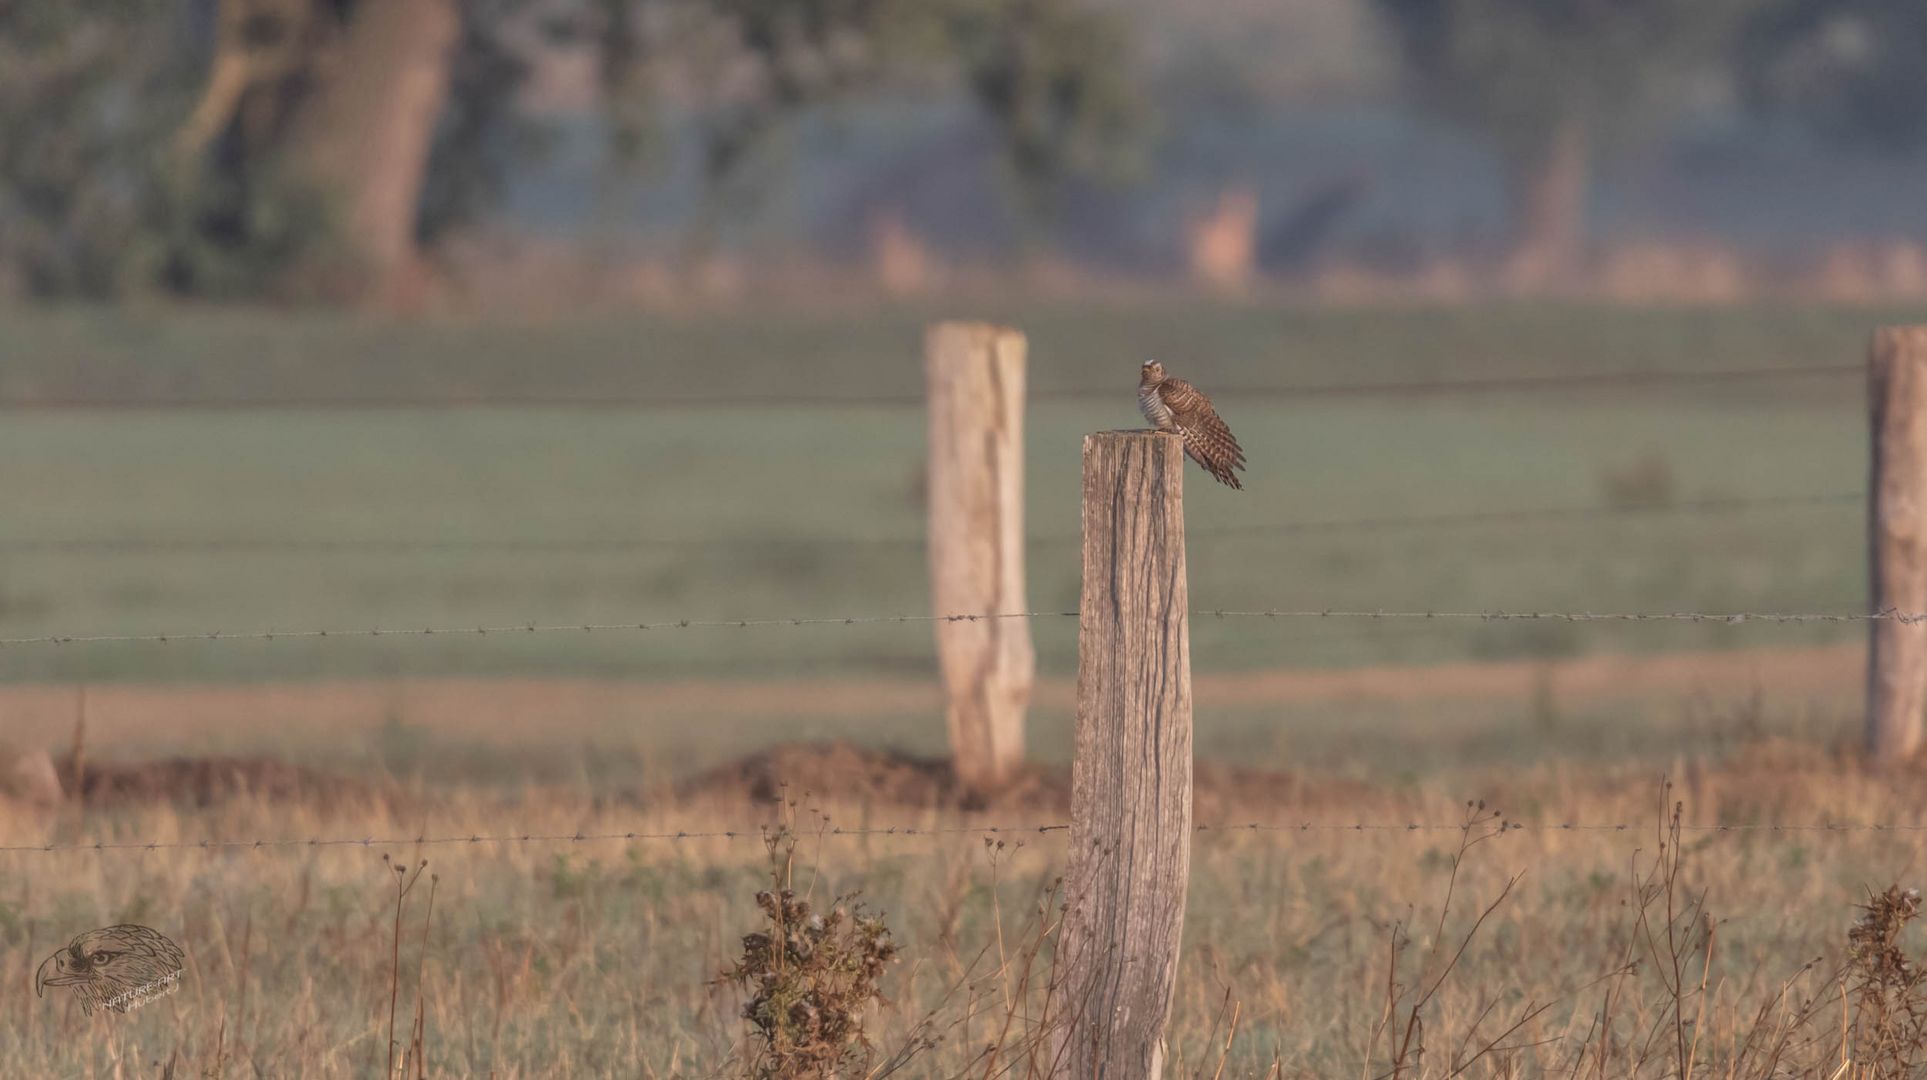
[{"x1": 6, "y1": 744, "x2": 1927, "y2": 1076}]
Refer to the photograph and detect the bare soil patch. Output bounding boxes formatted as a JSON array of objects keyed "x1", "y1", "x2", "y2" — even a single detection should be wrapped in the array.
[
  {"x1": 33, "y1": 741, "x2": 1380, "y2": 821},
  {"x1": 1, "y1": 642, "x2": 1871, "y2": 815},
  {"x1": 0, "y1": 642, "x2": 1862, "y2": 752},
  {"x1": 666, "y1": 741, "x2": 1377, "y2": 817},
  {"x1": 665, "y1": 741, "x2": 1389, "y2": 826},
  {"x1": 22, "y1": 734, "x2": 1926, "y2": 838},
  {"x1": 58, "y1": 755, "x2": 395, "y2": 808}
]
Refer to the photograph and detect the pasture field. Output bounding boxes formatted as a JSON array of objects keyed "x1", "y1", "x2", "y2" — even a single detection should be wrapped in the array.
[
  {"x1": 0, "y1": 301, "x2": 1897, "y2": 693},
  {"x1": 3, "y1": 301, "x2": 1908, "y2": 403},
  {"x1": 4, "y1": 301, "x2": 1926, "y2": 1075}
]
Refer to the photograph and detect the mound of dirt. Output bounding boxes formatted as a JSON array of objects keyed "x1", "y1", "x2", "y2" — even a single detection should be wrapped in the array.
[
  {"x1": 1191, "y1": 760, "x2": 1382, "y2": 821},
  {"x1": 43, "y1": 742, "x2": 1371, "y2": 821},
  {"x1": 676, "y1": 742, "x2": 1066, "y2": 813},
  {"x1": 61, "y1": 756, "x2": 392, "y2": 809},
  {"x1": 674, "y1": 740, "x2": 1376, "y2": 820}
]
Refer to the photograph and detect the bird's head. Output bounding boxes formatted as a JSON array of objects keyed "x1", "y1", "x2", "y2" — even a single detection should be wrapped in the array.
[
  {"x1": 1140, "y1": 360, "x2": 1165, "y2": 386},
  {"x1": 37, "y1": 925, "x2": 184, "y2": 1014}
]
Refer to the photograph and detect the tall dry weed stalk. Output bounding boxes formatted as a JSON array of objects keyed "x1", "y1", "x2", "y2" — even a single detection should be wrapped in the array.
[
  {"x1": 1360, "y1": 781, "x2": 1927, "y2": 1079},
  {"x1": 1373, "y1": 801, "x2": 1559, "y2": 1079},
  {"x1": 404, "y1": 869, "x2": 440, "y2": 1080},
  {"x1": 378, "y1": 855, "x2": 435, "y2": 1080}
]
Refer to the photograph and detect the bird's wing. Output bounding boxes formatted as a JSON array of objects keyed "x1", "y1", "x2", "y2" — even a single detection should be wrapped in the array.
[{"x1": 1160, "y1": 379, "x2": 1246, "y2": 489}]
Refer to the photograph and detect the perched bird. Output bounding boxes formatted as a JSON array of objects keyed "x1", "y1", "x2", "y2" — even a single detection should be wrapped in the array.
[
  {"x1": 36, "y1": 924, "x2": 185, "y2": 1015},
  {"x1": 1138, "y1": 360, "x2": 1246, "y2": 489}
]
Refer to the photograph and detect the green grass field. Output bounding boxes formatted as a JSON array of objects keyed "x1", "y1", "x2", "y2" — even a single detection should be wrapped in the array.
[
  {"x1": 0, "y1": 301, "x2": 1892, "y2": 689},
  {"x1": 1, "y1": 300, "x2": 1908, "y2": 402}
]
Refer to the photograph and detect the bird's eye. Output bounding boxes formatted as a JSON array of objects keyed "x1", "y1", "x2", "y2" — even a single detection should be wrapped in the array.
[{"x1": 91, "y1": 951, "x2": 119, "y2": 963}]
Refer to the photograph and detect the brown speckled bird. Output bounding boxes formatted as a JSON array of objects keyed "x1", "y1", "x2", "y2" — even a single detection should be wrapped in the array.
[
  {"x1": 1138, "y1": 360, "x2": 1246, "y2": 489},
  {"x1": 36, "y1": 925, "x2": 185, "y2": 1015}
]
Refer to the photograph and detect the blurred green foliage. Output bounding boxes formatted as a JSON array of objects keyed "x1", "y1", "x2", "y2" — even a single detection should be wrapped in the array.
[
  {"x1": 0, "y1": 2, "x2": 191, "y2": 297},
  {"x1": 0, "y1": 0, "x2": 1148, "y2": 299},
  {"x1": 1372, "y1": 0, "x2": 1927, "y2": 182},
  {"x1": 1739, "y1": 0, "x2": 1927, "y2": 148},
  {"x1": 572, "y1": 0, "x2": 1150, "y2": 246},
  {"x1": 0, "y1": 1, "x2": 358, "y2": 299},
  {"x1": 1371, "y1": 0, "x2": 1756, "y2": 162},
  {"x1": 950, "y1": 0, "x2": 1152, "y2": 226},
  {"x1": 420, "y1": 0, "x2": 548, "y2": 247}
]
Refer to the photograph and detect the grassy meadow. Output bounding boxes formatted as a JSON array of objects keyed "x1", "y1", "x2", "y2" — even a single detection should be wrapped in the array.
[
  {"x1": 4, "y1": 300, "x2": 1927, "y2": 1076},
  {"x1": 0, "y1": 301, "x2": 1892, "y2": 690},
  {"x1": 8, "y1": 757, "x2": 1927, "y2": 1076}
]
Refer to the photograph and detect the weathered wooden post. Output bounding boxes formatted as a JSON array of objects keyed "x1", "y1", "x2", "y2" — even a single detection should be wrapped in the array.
[
  {"x1": 1053, "y1": 430, "x2": 1192, "y2": 1077},
  {"x1": 1867, "y1": 326, "x2": 1927, "y2": 761},
  {"x1": 925, "y1": 321, "x2": 1034, "y2": 792}
]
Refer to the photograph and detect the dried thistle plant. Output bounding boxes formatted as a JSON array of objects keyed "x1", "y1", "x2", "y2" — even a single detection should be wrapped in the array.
[
  {"x1": 720, "y1": 828, "x2": 898, "y2": 1080},
  {"x1": 1845, "y1": 884, "x2": 1927, "y2": 1076}
]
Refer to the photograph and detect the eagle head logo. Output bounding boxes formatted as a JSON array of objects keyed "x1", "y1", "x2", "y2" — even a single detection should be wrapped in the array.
[{"x1": 36, "y1": 924, "x2": 185, "y2": 1015}]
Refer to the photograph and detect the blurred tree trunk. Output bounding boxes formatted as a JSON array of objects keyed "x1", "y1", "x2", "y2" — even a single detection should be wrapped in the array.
[
  {"x1": 285, "y1": 0, "x2": 459, "y2": 305},
  {"x1": 1504, "y1": 116, "x2": 1590, "y2": 288},
  {"x1": 172, "y1": 0, "x2": 459, "y2": 306}
]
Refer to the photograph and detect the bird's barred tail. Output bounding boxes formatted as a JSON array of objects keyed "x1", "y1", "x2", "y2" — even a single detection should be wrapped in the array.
[{"x1": 1179, "y1": 427, "x2": 1244, "y2": 489}]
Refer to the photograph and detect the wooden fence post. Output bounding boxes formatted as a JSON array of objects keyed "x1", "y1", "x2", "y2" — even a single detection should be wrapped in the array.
[
  {"x1": 1867, "y1": 326, "x2": 1927, "y2": 761},
  {"x1": 1053, "y1": 430, "x2": 1192, "y2": 1077},
  {"x1": 925, "y1": 322, "x2": 1033, "y2": 792}
]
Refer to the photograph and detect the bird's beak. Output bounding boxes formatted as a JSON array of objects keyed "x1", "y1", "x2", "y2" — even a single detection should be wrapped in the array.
[{"x1": 35, "y1": 952, "x2": 77, "y2": 996}]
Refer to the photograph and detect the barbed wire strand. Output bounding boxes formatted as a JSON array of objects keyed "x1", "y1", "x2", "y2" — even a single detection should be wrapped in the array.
[
  {"x1": 8, "y1": 818, "x2": 1927, "y2": 855},
  {"x1": 0, "y1": 612, "x2": 1071, "y2": 647},
  {"x1": 0, "y1": 823, "x2": 1065, "y2": 853},
  {"x1": 1115, "y1": 363, "x2": 1864, "y2": 401},
  {"x1": 0, "y1": 363, "x2": 1862, "y2": 411},
  {"x1": 0, "y1": 605, "x2": 1912, "y2": 648},
  {"x1": 0, "y1": 492, "x2": 1860, "y2": 556},
  {"x1": 1195, "y1": 491, "x2": 1860, "y2": 538},
  {"x1": 1196, "y1": 608, "x2": 1902, "y2": 624}
]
